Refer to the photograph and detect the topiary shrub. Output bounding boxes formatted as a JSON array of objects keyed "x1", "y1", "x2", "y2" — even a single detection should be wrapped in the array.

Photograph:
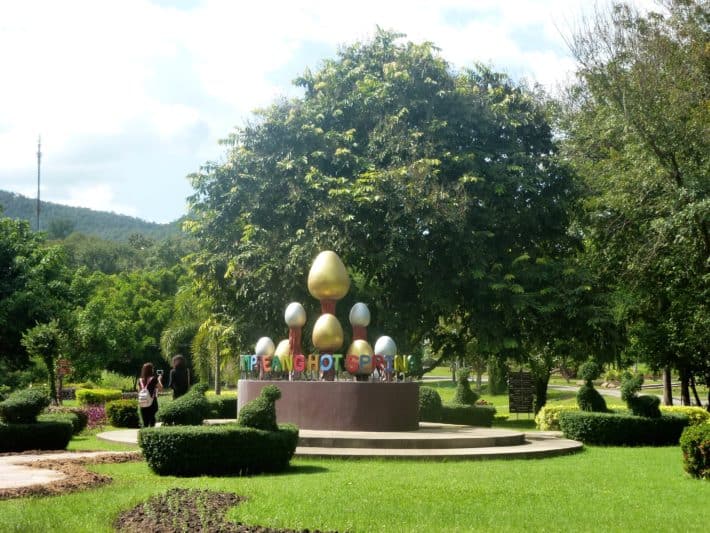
[
  {"x1": 576, "y1": 361, "x2": 607, "y2": 412},
  {"x1": 452, "y1": 369, "x2": 480, "y2": 406},
  {"x1": 76, "y1": 388, "x2": 122, "y2": 406},
  {"x1": 106, "y1": 399, "x2": 141, "y2": 428},
  {"x1": 559, "y1": 411, "x2": 688, "y2": 445},
  {"x1": 158, "y1": 384, "x2": 210, "y2": 426},
  {"x1": 0, "y1": 420, "x2": 73, "y2": 452},
  {"x1": 38, "y1": 412, "x2": 81, "y2": 435},
  {"x1": 46, "y1": 406, "x2": 89, "y2": 434},
  {"x1": 661, "y1": 406, "x2": 710, "y2": 426},
  {"x1": 440, "y1": 404, "x2": 496, "y2": 427},
  {"x1": 535, "y1": 404, "x2": 580, "y2": 431},
  {"x1": 237, "y1": 385, "x2": 281, "y2": 431},
  {"x1": 207, "y1": 395, "x2": 238, "y2": 419},
  {"x1": 621, "y1": 373, "x2": 661, "y2": 418},
  {"x1": 139, "y1": 423, "x2": 299, "y2": 476},
  {"x1": 0, "y1": 388, "x2": 50, "y2": 423},
  {"x1": 418, "y1": 387, "x2": 443, "y2": 422},
  {"x1": 679, "y1": 424, "x2": 710, "y2": 480}
]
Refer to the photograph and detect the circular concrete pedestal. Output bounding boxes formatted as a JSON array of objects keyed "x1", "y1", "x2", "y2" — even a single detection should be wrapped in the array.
[{"x1": 237, "y1": 379, "x2": 419, "y2": 431}]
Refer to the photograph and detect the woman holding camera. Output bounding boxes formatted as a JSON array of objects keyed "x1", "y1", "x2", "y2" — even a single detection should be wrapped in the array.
[{"x1": 137, "y1": 362, "x2": 163, "y2": 427}]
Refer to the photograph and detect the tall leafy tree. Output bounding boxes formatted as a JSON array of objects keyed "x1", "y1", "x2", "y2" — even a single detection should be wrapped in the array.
[
  {"x1": 187, "y1": 31, "x2": 581, "y2": 369},
  {"x1": 561, "y1": 0, "x2": 709, "y2": 405},
  {"x1": 21, "y1": 320, "x2": 67, "y2": 404}
]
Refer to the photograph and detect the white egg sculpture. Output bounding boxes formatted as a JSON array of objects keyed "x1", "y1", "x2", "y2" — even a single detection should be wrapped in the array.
[
  {"x1": 349, "y1": 302, "x2": 371, "y2": 327},
  {"x1": 284, "y1": 302, "x2": 307, "y2": 327},
  {"x1": 255, "y1": 337, "x2": 275, "y2": 357},
  {"x1": 374, "y1": 335, "x2": 397, "y2": 357}
]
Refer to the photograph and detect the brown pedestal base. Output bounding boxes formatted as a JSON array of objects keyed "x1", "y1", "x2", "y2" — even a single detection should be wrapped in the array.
[{"x1": 237, "y1": 380, "x2": 419, "y2": 431}]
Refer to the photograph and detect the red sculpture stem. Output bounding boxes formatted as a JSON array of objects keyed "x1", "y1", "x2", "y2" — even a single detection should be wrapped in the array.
[
  {"x1": 288, "y1": 327, "x2": 302, "y2": 357},
  {"x1": 352, "y1": 325, "x2": 367, "y2": 341},
  {"x1": 321, "y1": 299, "x2": 336, "y2": 314}
]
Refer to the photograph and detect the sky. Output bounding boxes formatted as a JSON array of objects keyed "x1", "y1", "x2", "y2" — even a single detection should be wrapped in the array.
[{"x1": 0, "y1": 0, "x2": 656, "y2": 224}]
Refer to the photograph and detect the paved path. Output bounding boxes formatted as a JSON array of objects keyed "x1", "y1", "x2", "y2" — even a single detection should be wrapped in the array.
[{"x1": 0, "y1": 451, "x2": 134, "y2": 490}]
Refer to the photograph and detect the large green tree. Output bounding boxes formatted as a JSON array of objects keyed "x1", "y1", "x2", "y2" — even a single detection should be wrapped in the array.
[
  {"x1": 188, "y1": 31, "x2": 581, "y2": 368},
  {"x1": 562, "y1": 0, "x2": 709, "y2": 406}
]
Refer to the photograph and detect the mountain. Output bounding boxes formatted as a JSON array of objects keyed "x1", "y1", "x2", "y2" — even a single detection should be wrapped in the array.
[{"x1": 0, "y1": 190, "x2": 184, "y2": 241}]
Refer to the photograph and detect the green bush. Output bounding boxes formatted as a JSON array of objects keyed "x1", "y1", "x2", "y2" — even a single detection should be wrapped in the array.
[
  {"x1": 452, "y1": 370, "x2": 480, "y2": 406},
  {"x1": 0, "y1": 388, "x2": 50, "y2": 423},
  {"x1": 38, "y1": 412, "x2": 81, "y2": 435},
  {"x1": 535, "y1": 404, "x2": 580, "y2": 431},
  {"x1": 46, "y1": 406, "x2": 89, "y2": 434},
  {"x1": 0, "y1": 420, "x2": 73, "y2": 452},
  {"x1": 577, "y1": 385, "x2": 608, "y2": 412},
  {"x1": 158, "y1": 384, "x2": 210, "y2": 426},
  {"x1": 661, "y1": 406, "x2": 710, "y2": 426},
  {"x1": 139, "y1": 423, "x2": 299, "y2": 476},
  {"x1": 621, "y1": 373, "x2": 661, "y2": 418},
  {"x1": 237, "y1": 385, "x2": 281, "y2": 431},
  {"x1": 559, "y1": 411, "x2": 689, "y2": 445},
  {"x1": 76, "y1": 388, "x2": 122, "y2": 406},
  {"x1": 105, "y1": 399, "x2": 141, "y2": 428},
  {"x1": 440, "y1": 404, "x2": 496, "y2": 427},
  {"x1": 207, "y1": 396, "x2": 238, "y2": 419},
  {"x1": 679, "y1": 424, "x2": 710, "y2": 480},
  {"x1": 418, "y1": 387, "x2": 443, "y2": 422}
]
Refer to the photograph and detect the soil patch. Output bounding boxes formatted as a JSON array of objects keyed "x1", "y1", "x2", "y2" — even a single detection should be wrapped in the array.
[
  {"x1": 115, "y1": 488, "x2": 338, "y2": 533},
  {"x1": 0, "y1": 452, "x2": 142, "y2": 500}
]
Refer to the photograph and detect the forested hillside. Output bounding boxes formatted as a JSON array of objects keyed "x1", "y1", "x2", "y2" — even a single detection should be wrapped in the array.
[{"x1": 0, "y1": 190, "x2": 183, "y2": 241}]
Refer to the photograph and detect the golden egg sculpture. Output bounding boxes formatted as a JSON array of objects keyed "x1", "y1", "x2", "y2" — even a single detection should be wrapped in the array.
[
  {"x1": 274, "y1": 339, "x2": 291, "y2": 358},
  {"x1": 312, "y1": 313, "x2": 344, "y2": 351},
  {"x1": 307, "y1": 251, "x2": 351, "y2": 301},
  {"x1": 346, "y1": 339, "x2": 374, "y2": 375}
]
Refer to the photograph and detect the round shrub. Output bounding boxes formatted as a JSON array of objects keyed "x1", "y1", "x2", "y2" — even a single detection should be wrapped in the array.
[
  {"x1": 158, "y1": 384, "x2": 210, "y2": 426},
  {"x1": 535, "y1": 404, "x2": 580, "y2": 431},
  {"x1": 578, "y1": 361, "x2": 602, "y2": 382},
  {"x1": 46, "y1": 406, "x2": 89, "y2": 433},
  {"x1": 679, "y1": 424, "x2": 710, "y2": 480},
  {"x1": 106, "y1": 399, "x2": 141, "y2": 428},
  {"x1": 418, "y1": 387, "x2": 443, "y2": 422},
  {"x1": 0, "y1": 388, "x2": 50, "y2": 423},
  {"x1": 38, "y1": 412, "x2": 81, "y2": 435},
  {"x1": 76, "y1": 388, "x2": 122, "y2": 406},
  {"x1": 559, "y1": 411, "x2": 689, "y2": 446},
  {"x1": 0, "y1": 420, "x2": 73, "y2": 452},
  {"x1": 452, "y1": 370, "x2": 480, "y2": 406},
  {"x1": 139, "y1": 423, "x2": 299, "y2": 476}
]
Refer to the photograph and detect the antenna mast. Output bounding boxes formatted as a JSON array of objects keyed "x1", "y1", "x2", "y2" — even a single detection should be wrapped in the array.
[{"x1": 36, "y1": 136, "x2": 41, "y2": 231}]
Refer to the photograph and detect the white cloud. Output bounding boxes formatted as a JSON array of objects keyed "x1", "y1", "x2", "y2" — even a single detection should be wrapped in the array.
[
  {"x1": 52, "y1": 183, "x2": 139, "y2": 217},
  {"x1": 0, "y1": 0, "x2": 659, "y2": 222}
]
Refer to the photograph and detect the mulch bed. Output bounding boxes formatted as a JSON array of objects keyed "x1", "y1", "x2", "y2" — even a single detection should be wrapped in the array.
[
  {"x1": 0, "y1": 452, "x2": 142, "y2": 500},
  {"x1": 115, "y1": 488, "x2": 338, "y2": 533}
]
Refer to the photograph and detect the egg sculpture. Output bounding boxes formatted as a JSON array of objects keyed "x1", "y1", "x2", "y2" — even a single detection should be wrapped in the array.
[
  {"x1": 274, "y1": 339, "x2": 291, "y2": 358},
  {"x1": 255, "y1": 337, "x2": 275, "y2": 357},
  {"x1": 349, "y1": 302, "x2": 370, "y2": 326},
  {"x1": 307, "y1": 251, "x2": 350, "y2": 306},
  {"x1": 346, "y1": 338, "x2": 374, "y2": 375},
  {"x1": 312, "y1": 313, "x2": 344, "y2": 352},
  {"x1": 284, "y1": 302, "x2": 306, "y2": 327},
  {"x1": 374, "y1": 336, "x2": 397, "y2": 357}
]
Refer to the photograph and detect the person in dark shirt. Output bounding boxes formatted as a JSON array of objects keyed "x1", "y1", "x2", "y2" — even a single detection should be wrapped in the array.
[{"x1": 167, "y1": 354, "x2": 190, "y2": 399}]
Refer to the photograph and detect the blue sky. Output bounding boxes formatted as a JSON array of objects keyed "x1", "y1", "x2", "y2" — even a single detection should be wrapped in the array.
[{"x1": 0, "y1": 0, "x2": 654, "y2": 223}]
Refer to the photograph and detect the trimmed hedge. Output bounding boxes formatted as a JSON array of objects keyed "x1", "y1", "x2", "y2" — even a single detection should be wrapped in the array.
[
  {"x1": 139, "y1": 423, "x2": 299, "y2": 476},
  {"x1": 237, "y1": 385, "x2": 280, "y2": 431},
  {"x1": 0, "y1": 421, "x2": 73, "y2": 452},
  {"x1": 680, "y1": 424, "x2": 710, "y2": 480},
  {"x1": 207, "y1": 396, "x2": 238, "y2": 419},
  {"x1": 559, "y1": 411, "x2": 689, "y2": 445},
  {"x1": 38, "y1": 412, "x2": 81, "y2": 435},
  {"x1": 46, "y1": 406, "x2": 89, "y2": 434},
  {"x1": 418, "y1": 387, "x2": 443, "y2": 422},
  {"x1": 440, "y1": 404, "x2": 496, "y2": 427},
  {"x1": 0, "y1": 388, "x2": 51, "y2": 423},
  {"x1": 535, "y1": 405, "x2": 580, "y2": 431},
  {"x1": 453, "y1": 372, "x2": 480, "y2": 406},
  {"x1": 158, "y1": 384, "x2": 210, "y2": 426},
  {"x1": 661, "y1": 406, "x2": 710, "y2": 426},
  {"x1": 106, "y1": 399, "x2": 141, "y2": 428},
  {"x1": 76, "y1": 388, "x2": 122, "y2": 406}
]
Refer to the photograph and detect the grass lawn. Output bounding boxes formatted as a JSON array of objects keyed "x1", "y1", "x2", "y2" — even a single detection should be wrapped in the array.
[{"x1": 1, "y1": 446, "x2": 707, "y2": 532}]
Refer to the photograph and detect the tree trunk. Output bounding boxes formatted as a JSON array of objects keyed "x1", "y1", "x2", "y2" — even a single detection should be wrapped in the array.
[
  {"x1": 679, "y1": 365, "x2": 691, "y2": 406},
  {"x1": 476, "y1": 369, "x2": 482, "y2": 392},
  {"x1": 533, "y1": 370, "x2": 550, "y2": 415},
  {"x1": 214, "y1": 343, "x2": 221, "y2": 395},
  {"x1": 690, "y1": 374, "x2": 702, "y2": 407},
  {"x1": 45, "y1": 357, "x2": 58, "y2": 406},
  {"x1": 662, "y1": 366, "x2": 673, "y2": 405}
]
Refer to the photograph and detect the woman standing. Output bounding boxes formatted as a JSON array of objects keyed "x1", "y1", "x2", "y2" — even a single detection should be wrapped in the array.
[
  {"x1": 167, "y1": 354, "x2": 190, "y2": 399},
  {"x1": 137, "y1": 362, "x2": 162, "y2": 427}
]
